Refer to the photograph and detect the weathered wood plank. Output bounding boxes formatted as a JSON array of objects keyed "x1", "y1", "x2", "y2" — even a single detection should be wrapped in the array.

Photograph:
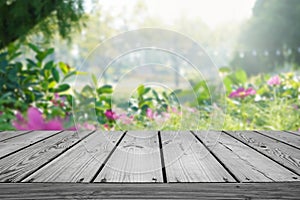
[
  {"x1": 161, "y1": 131, "x2": 235, "y2": 182},
  {"x1": 0, "y1": 131, "x2": 60, "y2": 158},
  {"x1": 0, "y1": 131, "x2": 31, "y2": 142},
  {"x1": 193, "y1": 131, "x2": 300, "y2": 182},
  {"x1": 94, "y1": 131, "x2": 163, "y2": 182},
  {"x1": 0, "y1": 182, "x2": 299, "y2": 199},
  {"x1": 23, "y1": 131, "x2": 124, "y2": 183},
  {"x1": 225, "y1": 131, "x2": 300, "y2": 176},
  {"x1": 0, "y1": 131, "x2": 92, "y2": 182},
  {"x1": 286, "y1": 131, "x2": 300, "y2": 136},
  {"x1": 257, "y1": 130, "x2": 300, "y2": 149}
]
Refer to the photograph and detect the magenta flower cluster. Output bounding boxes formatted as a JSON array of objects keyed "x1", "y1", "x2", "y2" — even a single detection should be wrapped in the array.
[
  {"x1": 229, "y1": 87, "x2": 256, "y2": 98},
  {"x1": 229, "y1": 75, "x2": 281, "y2": 99},
  {"x1": 104, "y1": 109, "x2": 118, "y2": 120},
  {"x1": 13, "y1": 107, "x2": 63, "y2": 130}
]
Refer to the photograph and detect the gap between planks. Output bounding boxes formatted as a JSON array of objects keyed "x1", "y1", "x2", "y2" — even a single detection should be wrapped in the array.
[
  {"x1": 2, "y1": 130, "x2": 300, "y2": 183},
  {"x1": 0, "y1": 131, "x2": 94, "y2": 182},
  {"x1": 0, "y1": 130, "x2": 63, "y2": 160},
  {"x1": 0, "y1": 131, "x2": 33, "y2": 142},
  {"x1": 23, "y1": 131, "x2": 127, "y2": 183},
  {"x1": 223, "y1": 131, "x2": 300, "y2": 177},
  {"x1": 93, "y1": 131, "x2": 163, "y2": 183},
  {"x1": 161, "y1": 131, "x2": 237, "y2": 182},
  {"x1": 255, "y1": 130, "x2": 300, "y2": 150},
  {"x1": 192, "y1": 130, "x2": 300, "y2": 182},
  {"x1": 284, "y1": 130, "x2": 300, "y2": 137}
]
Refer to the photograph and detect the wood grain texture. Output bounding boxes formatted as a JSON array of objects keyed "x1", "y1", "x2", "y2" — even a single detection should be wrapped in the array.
[
  {"x1": 0, "y1": 131, "x2": 59, "y2": 158},
  {"x1": 161, "y1": 131, "x2": 235, "y2": 182},
  {"x1": 286, "y1": 131, "x2": 300, "y2": 136},
  {"x1": 193, "y1": 131, "x2": 300, "y2": 182},
  {"x1": 225, "y1": 131, "x2": 300, "y2": 176},
  {"x1": 0, "y1": 131, "x2": 91, "y2": 182},
  {"x1": 0, "y1": 182, "x2": 299, "y2": 199},
  {"x1": 257, "y1": 130, "x2": 300, "y2": 149},
  {"x1": 23, "y1": 131, "x2": 124, "y2": 183},
  {"x1": 0, "y1": 131, "x2": 31, "y2": 142},
  {"x1": 95, "y1": 131, "x2": 163, "y2": 183}
]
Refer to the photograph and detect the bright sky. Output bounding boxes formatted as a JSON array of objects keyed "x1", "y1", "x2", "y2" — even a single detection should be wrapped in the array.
[{"x1": 100, "y1": 0, "x2": 256, "y2": 28}]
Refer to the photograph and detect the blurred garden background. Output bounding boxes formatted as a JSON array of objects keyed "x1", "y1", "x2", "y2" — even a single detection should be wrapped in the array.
[{"x1": 0, "y1": 0, "x2": 299, "y2": 131}]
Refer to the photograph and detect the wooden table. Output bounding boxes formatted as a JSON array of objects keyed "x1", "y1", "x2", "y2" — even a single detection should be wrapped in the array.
[{"x1": 0, "y1": 130, "x2": 299, "y2": 199}]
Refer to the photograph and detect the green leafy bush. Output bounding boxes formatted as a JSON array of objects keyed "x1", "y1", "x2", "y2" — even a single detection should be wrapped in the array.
[{"x1": 0, "y1": 44, "x2": 299, "y2": 131}]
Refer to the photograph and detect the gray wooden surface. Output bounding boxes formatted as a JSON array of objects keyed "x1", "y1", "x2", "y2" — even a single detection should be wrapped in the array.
[
  {"x1": 257, "y1": 130, "x2": 300, "y2": 149},
  {"x1": 0, "y1": 182, "x2": 299, "y2": 199},
  {"x1": 161, "y1": 131, "x2": 235, "y2": 182},
  {"x1": 0, "y1": 130, "x2": 60, "y2": 159},
  {"x1": 0, "y1": 130, "x2": 299, "y2": 183},
  {"x1": 225, "y1": 131, "x2": 300, "y2": 175},
  {"x1": 0, "y1": 131, "x2": 31, "y2": 142},
  {"x1": 23, "y1": 131, "x2": 123, "y2": 183},
  {"x1": 192, "y1": 131, "x2": 300, "y2": 182},
  {"x1": 95, "y1": 131, "x2": 163, "y2": 182}
]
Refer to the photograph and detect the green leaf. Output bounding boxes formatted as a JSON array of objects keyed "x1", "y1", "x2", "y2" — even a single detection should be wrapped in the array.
[
  {"x1": 152, "y1": 90, "x2": 160, "y2": 101},
  {"x1": 193, "y1": 80, "x2": 205, "y2": 91},
  {"x1": 26, "y1": 59, "x2": 37, "y2": 68},
  {"x1": 235, "y1": 69, "x2": 247, "y2": 84},
  {"x1": 36, "y1": 48, "x2": 54, "y2": 61},
  {"x1": 219, "y1": 67, "x2": 231, "y2": 73},
  {"x1": 137, "y1": 85, "x2": 144, "y2": 96},
  {"x1": 82, "y1": 85, "x2": 94, "y2": 95},
  {"x1": 28, "y1": 43, "x2": 40, "y2": 53},
  {"x1": 162, "y1": 91, "x2": 169, "y2": 102},
  {"x1": 45, "y1": 48, "x2": 54, "y2": 56},
  {"x1": 76, "y1": 71, "x2": 88, "y2": 75},
  {"x1": 59, "y1": 62, "x2": 69, "y2": 75},
  {"x1": 91, "y1": 74, "x2": 98, "y2": 87},
  {"x1": 62, "y1": 71, "x2": 77, "y2": 82},
  {"x1": 97, "y1": 85, "x2": 113, "y2": 95},
  {"x1": 44, "y1": 61, "x2": 54, "y2": 70},
  {"x1": 51, "y1": 68, "x2": 60, "y2": 82},
  {"x1": 223, "y1": 76, "x2": 233, "y2": 93},
  {"x1": 144, "y1": 87, "x2": 151, "y2": 95},
  {"x1": 52, "y1": 84, "x2": 70, "y2": 93}
]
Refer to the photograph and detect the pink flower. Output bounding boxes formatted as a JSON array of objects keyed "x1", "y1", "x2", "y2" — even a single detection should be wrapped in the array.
[
  {"x1": 186, "y1": 107, "x2": 196, "y2": 113},
  {"x1": 229, "y1": 87, "x2": 256, "y2": 98},
  {"x1": 146, "y1": 108, "x2": 154, "y2": 119},
  {"x1": 13, "y1": 107, "x2": 63, "y2": 130},
  {"x1": 267, "y1": 75, "x2": 281, "y2": 86},
  {"x1": 162, "y1": 112, "x2": 171, "y2": 121},
  {"x1": 16, "y1": 112, "x2": 24, "y2": 121},
  {"x1": 67, "y1": 126, "x2": 77, "y2": 131},
  {"x1": 105, "y1": 109, "x2": 118, "y2": 120},
  {"x1": 82, "y1": 122, "x2": 96, "y2": 130},
  {"x1": 118, "y1": 114, "x2": 133, "y2": 124},
  {"x1": 167, "y1": 106, "x2": 181, "y2": 115}
]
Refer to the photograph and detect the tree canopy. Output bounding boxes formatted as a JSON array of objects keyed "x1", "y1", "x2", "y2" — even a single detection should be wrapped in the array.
[
  {"x1": 232, "y1": 0, "x2": 300, "y2": 73},
  {"x1": 0, "y1": 0, "x2": 85, "y2": 50}
]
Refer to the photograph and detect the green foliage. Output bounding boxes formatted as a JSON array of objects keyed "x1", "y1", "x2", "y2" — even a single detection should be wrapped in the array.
[
  {"x1": 72, "y1": 80, "x2": 113, "y2": 127},
  {"x1": 126, "y1": 85, "x2": 180, "y2": 128},
  {"x1": 0, "y1": 0, "x2": 85, "y2": 49},
  {"x1": 220, "y1": 69, "x2": 300, "y2": 130},
  {"x1": 0, "y1": 44, "x2": 299, "y2": 131},
  {"x1": 0, "y1": 43, "x2": 77, "y2": 128}
]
